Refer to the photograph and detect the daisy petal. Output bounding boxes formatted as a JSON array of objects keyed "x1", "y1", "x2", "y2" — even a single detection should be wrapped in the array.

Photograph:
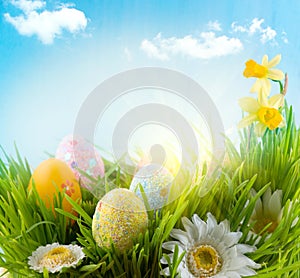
[
  {"x1": 238, "y1": 97, "x2": 260, "y2": 113},
  {"x1": 160, "y1": 267, "x2": 171, "y2": 276},
  {"x1": 233, "y1": 267, "x2": 258, "y2": 276},
  {"x1": 212, "y1": 223, "x2": 225, "y2": 240},
  {"x1": 160, "y1": 254, "x2": 173, "y2": 264},
  {"x1": 179, "y1": 267, "x2": 193, "y2": 278},
  {"x1": 236, "y1": 244, "x2": 256, "y2": 254},
  {"x1": 182, "y1": 217, "x2": 199, "y2": 240},
  {"x1": 162, "y1": 241, "x2": 184, "y2": 252},
  {"x1": 254, "y1": 197, "x2": 263, "y2": 217},
  {"x1": 192, "y1": 214, "x2": 208, "y2": 238},
  {"x1": 221, "y1": 219, "x2": 231, "y2": 234},
  {"x1": 28, "y1": 243, "x2": 85, "y2": 274},
  {"x1": 223, "y1": 232, "x2": 242, "y2": 247},
  {"x1": 228, "y1": 254, "x2": 260, "y2": 270},
  {"x1": 268, "y1": 190, "x2": 282, "y2": 219},
  {"x1": 223, "y1": 271, "x2": 242, "y2": 278},
  {"x1": 207, "y1": 213, "x2": 218, "y2": 233},
  {"x1": 263, "y1": 188, "x2": 272, "y2": 207},
  {"x1": 215, "y1": 275, "x2": 228, "y2": 278},
  {"x1": 161, "y1": 213, "x2": 259, "y2": 278},
  {"x1": 170, "y1": 229, "x2": 189, "y2": 245}
]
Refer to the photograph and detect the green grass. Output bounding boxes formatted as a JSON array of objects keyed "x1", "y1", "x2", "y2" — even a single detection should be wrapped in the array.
[{"x1": 1, "y1": 103, "x2": 300, "y2": 277}]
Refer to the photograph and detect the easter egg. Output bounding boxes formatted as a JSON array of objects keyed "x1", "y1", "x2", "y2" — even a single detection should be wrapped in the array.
[
  {"x1": 130, "y1": 163, "x2": 173, "y2": 210},
  {"x1": 28, "y1": 158, "x2": 81, "y2": 215},
  {"x1": 55, "y1": 135, "x2": 105, "y2": 190},
  {"x1": 92, "y1": 188, "x2": 148, "y2": 252}
]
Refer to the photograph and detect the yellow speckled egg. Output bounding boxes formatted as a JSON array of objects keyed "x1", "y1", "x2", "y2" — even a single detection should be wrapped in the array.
[
  {"x1": 92, "y1": 188, "x2": 148, "y2": 252},
  {"x1": 28, "y1": 158, "x2": 81, "y2": 215}
]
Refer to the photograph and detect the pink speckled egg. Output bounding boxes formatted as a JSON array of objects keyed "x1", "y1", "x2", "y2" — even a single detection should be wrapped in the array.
[{"x1": 55, "y1": 135, "x2": 105, "y2": 190}]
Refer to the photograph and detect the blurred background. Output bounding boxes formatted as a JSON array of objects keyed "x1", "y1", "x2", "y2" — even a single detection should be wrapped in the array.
[{"x1": 0, "y1": 0, "x2": 299, "y2": 168}]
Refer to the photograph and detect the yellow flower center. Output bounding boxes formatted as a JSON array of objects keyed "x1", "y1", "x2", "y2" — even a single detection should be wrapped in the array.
[
  {"x1": 39, "y1": 247, "x2": 75, "y2": 269},
  {"x1": 257, "y1": 107, "x2": 283, "y2": 130},
  {"x1": 187, "y1": 244, "x2": 222, "y2": 277},
  {"x1": 243, "y1": 59, "x2": 268, "y2": 78},
  {"x1": 253, "y1": 217, "x2": 279, "y2": 234}
]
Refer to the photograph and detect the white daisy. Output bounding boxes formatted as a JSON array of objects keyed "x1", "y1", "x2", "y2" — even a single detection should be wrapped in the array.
[
  {"x1": 28, "y1": 243, "x2": 85, "y2": 273},
  {"x1": 161, "y1": 213, "x2": 260, "y2": 277},
  {"x1": 250, "y1": 188, "x2": 283, "y2": 234},
  {"x1": 0, "y1": 267, "x2": 9, "y2": 278}
]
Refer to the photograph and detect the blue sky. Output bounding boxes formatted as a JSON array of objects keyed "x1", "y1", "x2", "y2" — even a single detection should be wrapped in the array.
[{"x1": 1, "y1": 0, "x2": 300, "y2": 167}]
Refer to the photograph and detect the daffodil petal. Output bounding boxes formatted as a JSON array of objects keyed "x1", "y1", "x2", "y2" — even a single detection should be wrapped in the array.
[
  {"x1": 267, "y1": 69, "x2": 285, "y2": 81},
  {"x1": 254, "y1": 122, "x2": 267, "y2": 137},
  {"x1": 261, "y1": 55, "x2": 268, "y2": 66},
  {"x1": 238, "y1": 97, "x2": 260, "y2": 113},
  {"x1": 258, "y1": 90, "x2": 269, "y2": 107},
  {"x1": 250, "y1": 79, "x2": 261, "y2": 93},
  {"x1": 278, "y1": 118, "x2": 286, "y2": 128},
  {"x1": 269, "y1": 94, "x2": 284, "y2": 109},
  {"x1": 261, "y1": 78, "x2": 271, "y2": 96},
  {"x1": 238, "y1": 114, "x2": 258, "y2": 129},
  {"x1": 267, "y1": 54, "x2": 281, "y2": 68}
]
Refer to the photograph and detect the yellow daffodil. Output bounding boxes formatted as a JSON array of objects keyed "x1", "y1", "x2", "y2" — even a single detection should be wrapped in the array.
[
  {"x1": 238, "y1": 93, "x2": 285, "y2": 136},
  {"x1": 243, "y1": 54, "x2": 284, "y2": 97}
]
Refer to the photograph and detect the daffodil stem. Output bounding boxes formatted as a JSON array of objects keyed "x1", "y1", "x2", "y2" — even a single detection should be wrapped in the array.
[
  {"x1": 247, "y1": 126, "x2": 251, "y2": 153},
  {"x1": 270, "y1": 79, "x2": 284, "y2": 94}
]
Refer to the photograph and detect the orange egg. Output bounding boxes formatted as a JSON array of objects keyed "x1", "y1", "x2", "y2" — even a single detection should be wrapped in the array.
[{"x1": 28, "y1": 158, "x2": 81, "y2": 215}]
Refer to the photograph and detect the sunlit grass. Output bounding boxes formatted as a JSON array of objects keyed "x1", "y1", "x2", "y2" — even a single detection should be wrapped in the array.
[{"x1": 0, "y1": 103, "x2": 300, "y2": 277}]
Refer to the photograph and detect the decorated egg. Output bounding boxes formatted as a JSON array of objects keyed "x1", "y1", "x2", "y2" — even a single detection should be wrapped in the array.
[
  {"x1": 92, "y1": 188, "x2": 148, "y2": 252},
  {"x1": 130, "y1": 163, "x2": 173, "y2": 210},
  {"x1": 28, "y1": 158, "x2": 81, "y2": 215},
  {"x1": 55, "y1": 135, "x2": 105, "y2": 190}
]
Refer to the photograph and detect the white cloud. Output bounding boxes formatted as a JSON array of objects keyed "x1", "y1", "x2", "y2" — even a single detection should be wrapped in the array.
[
  {"x1": 207, "y1": 20, "x2": 222, "y2": 31},
  {"x1": 10, "y1": 0, "x2": 45, "y2": 14},
  {"x1": 249, "y1": 18, "x2": 264, "y2": 34},
  {"x1": 281, "y1": 31, "x2": 289, "y2": 44},
  {"x1": 4, "y1": 0, "x2": 88, "y2": 44},
  {"x1": 124, "y1": 47, "x2": 132, "y2": 61},
  {"x1": 231, "y1": 22, "x2": 247, "y2": 33},
  {"x1": 231, "y1": 18, "x2": 278, "y2": 44},
  {"x1": 141, "y1": 32, "x2": 243, "y2": 60},
  {"x1": 261, "y1": 26, "x2": 276, "y2": 44}
]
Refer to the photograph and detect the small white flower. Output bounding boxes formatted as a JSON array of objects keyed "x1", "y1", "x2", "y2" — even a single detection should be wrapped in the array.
[
  {"x1": 251, "y1": 188, "x2": 283, "y2": 234},
  {"x1": 161, "y1": 213, "x2": 260, "y2": 277},
  {"x1": 0, "y1": 267, "x2": 9, "y2": 278},
  {"x1": 28, "y1": 243, "x2": 85, "y2": 273}
]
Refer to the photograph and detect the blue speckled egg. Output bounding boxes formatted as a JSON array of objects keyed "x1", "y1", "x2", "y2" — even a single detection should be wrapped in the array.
[{"x1": 129, "y1": 164, "x2": 173, "y2": 210}]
